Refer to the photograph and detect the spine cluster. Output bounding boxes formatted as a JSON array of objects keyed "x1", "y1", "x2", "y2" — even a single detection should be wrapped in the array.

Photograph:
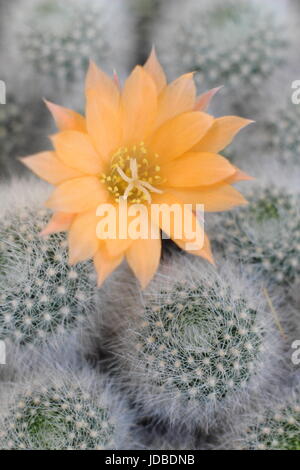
[
  {"x1": 0, "y1": 374, "x2": 117, "y2": 450},
  {"x1": 102, "y1": 257, "x2": 280, "y2": 430}
]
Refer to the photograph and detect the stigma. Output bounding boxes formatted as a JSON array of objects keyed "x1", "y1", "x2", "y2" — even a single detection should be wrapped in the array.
[{"x1": 101, "y1": 142, "x2": 165, "y2": 204}]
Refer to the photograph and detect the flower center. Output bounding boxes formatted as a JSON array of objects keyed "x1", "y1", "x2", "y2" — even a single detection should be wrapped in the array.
[{"x1": 101, "y1": 142, "x2": 165, "y2": 204}]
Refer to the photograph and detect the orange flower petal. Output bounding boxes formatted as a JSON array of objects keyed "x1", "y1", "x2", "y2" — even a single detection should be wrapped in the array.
[
  {"x1": 121, "y1": 66, "x2": 157, "y2": 144},
  {"x1": 68, "y1": 209, "x2": 99, "y2": 264},
  {"x1": 165, "y1": 185, "x2": 248, "y2": 212},
  {"x1": 40, "y1": 212, "x2": 75, "y2": 236},
  {"x1": 194, "y1": 87, "x2": 223, "y2": 111},
  {"x1": 161, "y1": 152, "x2": 236, "y2": 187},
  {"x1": 144, "y1": 47, "x2": 167, "y2": 93},
  {"x1": 44, "y1": 100, "x2": 86, "y2": 132},
  {"x1": 94, "y1": 246, "x2": 124, "y2": 287},
  {"x1": 46, "y1": 177, "x2": 108, "y2": 213},
  {"x1": 51, "y1": 131, "x2": 103, "y2": 175},
  {"x1": 20, "y1": 151, "x2": 84, "y2": 185},
  {"x1": 149, "y1": 112, "x2": 213, "y2": 164},
  {"x1": 194, "y1": 116, "x2": 253, "y2": 153},
  {"x1": 85, "y1": 60, "x2": 120, "y2": 109},
  {"x1": 152, "y1": 193, "x2": 213, "y2": 263},
  {"x1": 155, "y1": 73, "x2": 196, "y2": 128},
  {"x1": 86, "y1": 88, "x2": 121, "y2": 162},
  {"x1": 126, "y1": 236, "x2": 161, "y2": 288}
]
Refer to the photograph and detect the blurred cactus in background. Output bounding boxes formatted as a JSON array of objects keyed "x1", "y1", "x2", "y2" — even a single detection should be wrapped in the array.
[
  {"x1": 15, "y1": 0, "x2": 133, "y2": 89},
  {"x1": 19, "y1": 0, "x2": 109, "y2": 83},
  {"x1": 128, "y1": 0, "x2": 162, "y2": 64},
  {"x1": 156, "y1": 0, "x2": 288, "y2": 116},
  {"x1": 226, "y1": 389, "x2": 300, "y2": 450},
  {"x1": 209, "y1": 183, "x2": 300, "y2": 288},
  {"x1": 270, "y1": 103, "x2": 300, "y2": 165}
]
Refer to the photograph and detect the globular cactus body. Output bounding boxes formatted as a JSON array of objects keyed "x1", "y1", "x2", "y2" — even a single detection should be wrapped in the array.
[
  {"x1": 104, "y1": 256, "x2": 281, "y2": 430},
  {"x1": 0, "y1": 179, "x2": 96, "y2": 346},
  {"x1": 210, "y1": 185, "x2": 300, "y2": 287},
  {"x1": 229, "y1": 390, "x2": 300, "y2": 450}
]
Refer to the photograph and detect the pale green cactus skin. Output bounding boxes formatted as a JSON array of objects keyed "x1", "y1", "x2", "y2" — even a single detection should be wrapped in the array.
[
  {"x1": 0, "y1": 383, "x2": 115, "y2": 450},
  {"x1": 0, "y1": 206, "x2": 96, "y2": 346},
  {"x1": 210, "y1": 186, "x2": 300, "y2": 286}
]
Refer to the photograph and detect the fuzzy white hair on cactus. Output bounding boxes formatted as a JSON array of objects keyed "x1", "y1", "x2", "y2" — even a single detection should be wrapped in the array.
[
  {"x1": 0, "y1": 178, "x2": 97, "y2": 346},
  {"x1": 0, "y1": 358, "x2": 130, "y2": 450},
  {"x1": 90, "y1": 253, "x2": 283, "y2": 432},
  {"x1": 208, "y1": 181, "x2": 300, "y2": 288}
]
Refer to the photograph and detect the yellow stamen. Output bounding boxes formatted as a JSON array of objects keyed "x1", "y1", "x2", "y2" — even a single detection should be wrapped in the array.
[{"x1": 102, "y1": 143, "x2": 164, "y2": 204}]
